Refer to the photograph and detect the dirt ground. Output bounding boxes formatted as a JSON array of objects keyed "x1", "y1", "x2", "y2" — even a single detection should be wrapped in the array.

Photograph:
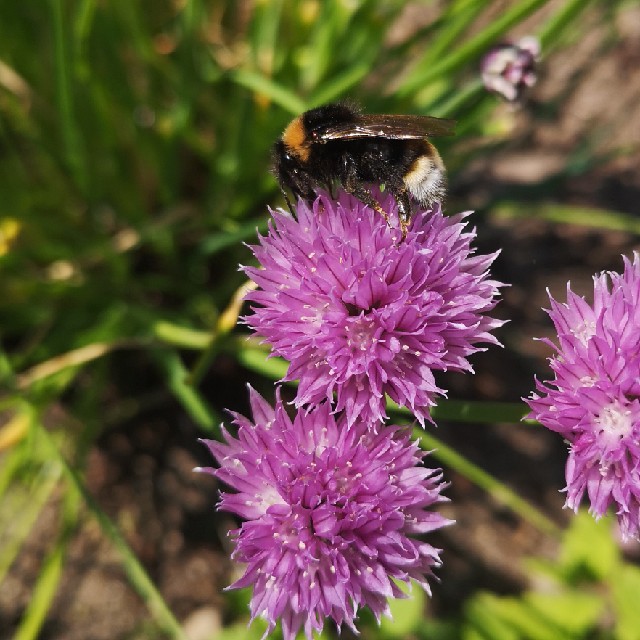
[{"x1": 2, "y1": 3, "x2": 640, "y2": 639}]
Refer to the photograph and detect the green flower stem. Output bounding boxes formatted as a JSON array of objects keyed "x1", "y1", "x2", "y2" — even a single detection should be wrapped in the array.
[{"x1": 414, "y1": 426, "x2": 561, "y2": 538}]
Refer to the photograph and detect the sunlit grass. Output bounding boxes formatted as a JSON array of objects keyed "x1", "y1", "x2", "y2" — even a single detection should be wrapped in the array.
[{"x1": 0, "y1": 1, "x2": 636, "y2": 638}]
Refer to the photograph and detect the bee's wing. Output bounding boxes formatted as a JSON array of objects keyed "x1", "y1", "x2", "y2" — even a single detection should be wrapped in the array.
[{"x1": 317, "y1": 114, "x2": 456, "y2": 140}]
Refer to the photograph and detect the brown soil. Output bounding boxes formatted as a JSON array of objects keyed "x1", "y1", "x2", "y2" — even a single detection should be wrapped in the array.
[{"x1": 3, "y1": 3, "x2": 640, "y2": 639}]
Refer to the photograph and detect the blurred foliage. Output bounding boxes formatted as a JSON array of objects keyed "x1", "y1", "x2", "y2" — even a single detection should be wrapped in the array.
[
  {"x1": 459, "y1": 513, "x2": 640, "y2": 640},
  {"x1": 0, "y1": 0, "x2": 637, "y2": 638},
  {"x1": 215, "y1": 514, "x2": 640, "y2": 640}
]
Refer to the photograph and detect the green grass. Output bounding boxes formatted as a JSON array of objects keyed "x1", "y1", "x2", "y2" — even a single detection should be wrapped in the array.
[{"x1": 0, "y1": 1, "x2": 635, "y2": 638}]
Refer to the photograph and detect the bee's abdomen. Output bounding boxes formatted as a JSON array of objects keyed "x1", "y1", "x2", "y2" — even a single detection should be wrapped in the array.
[{"x1": 403, "y1": 142, "x2": 446, "y2": 206}]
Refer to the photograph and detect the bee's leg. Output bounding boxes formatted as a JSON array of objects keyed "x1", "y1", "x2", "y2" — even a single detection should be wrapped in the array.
[
  {"x1": 286, "y1": 173, "x2": 319, "y2": 215},
  {"x1": 323, "y1": 180, "x2": 336, "y2": 198},
  {"x1": 280, "y1": 187, "x2": 294, "y2": 215},
  {"x1": 342, "y1": 160, "x2": 390, "y2": 225},
  {"x1": 384, "y1": 183, "x2": 412, "y2": 238},
  {"x1": 396, "y1": 190, "x2": 411, "y2": 238},
  {"x1": 345, "y1": 181, "x2": 391, "y2": 225}
]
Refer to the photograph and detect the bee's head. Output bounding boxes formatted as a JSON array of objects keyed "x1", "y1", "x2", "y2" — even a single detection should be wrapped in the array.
[
  {"x1": 272, "y1": 139, "x2": 301, "y2": 185},
  {"x1": 272, "y1": 114, "x2": 319, "y2": 210},
  {"x1": 272, "y1": 139, "x2": 313, "y2": 212}
]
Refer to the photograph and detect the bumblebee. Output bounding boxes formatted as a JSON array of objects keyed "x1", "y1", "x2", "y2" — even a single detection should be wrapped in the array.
[{"x1": 272, "y1": 102, "x2": 455, "y2": 230}]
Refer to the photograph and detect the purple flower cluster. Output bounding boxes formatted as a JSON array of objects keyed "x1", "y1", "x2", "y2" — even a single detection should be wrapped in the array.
[
  {"x1": 481, "y1": 36, "x2": 540, "y2": 102},
  {"x1": 527, "y1": 253, "x2": 640, "y2": 541},
  {"x1": 243, "y1": 191, "x2": 504, "y2": 427},
  {"x1": 198, "y1": 388, "x2": 451, "y2": 640},
  {"x1": 200, "y1": 191, "x2": 504, "y2": 639}
]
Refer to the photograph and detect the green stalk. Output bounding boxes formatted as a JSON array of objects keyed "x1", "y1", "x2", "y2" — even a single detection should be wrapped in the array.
[
  {"x1": 414, "y1": 427, "x2": 561, "y2": 538},
  {"x1": 397, "y1": 0, "x2": 550, "y2": 98},
  {"x1": 50, "y1": 0, "x2": 87, "y2": 192},
  {"x1": 13, "y1": 475, "x2": 79, "y2": 640},
  {"x1": 38, "y1": 423, "x2": 189, "y2": 640},
  {"x1": 539, "y1": 0, "x2": 595, "y2": 48}
]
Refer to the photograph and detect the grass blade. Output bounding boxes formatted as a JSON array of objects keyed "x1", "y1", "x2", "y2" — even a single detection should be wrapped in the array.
[
  {"x1": 397, "y1": 0, "x2": 550, "y2": 98},
  {"x1": 37, "y1": 422, "x2": 190, "y2": 640},
  {"x1": 50, "y1": 0, "x2": 87, "y2": 191},
  {"x1": 230, "y1": 69, "x2": 306, "y2": 114},
  {"x1": 13, "y1": 535, "x2": 65, "y2": 640}
]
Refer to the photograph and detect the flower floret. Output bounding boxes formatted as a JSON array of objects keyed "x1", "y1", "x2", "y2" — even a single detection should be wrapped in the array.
[
  {"x1": 198, "y1": 387, "x2": 452, "y2": 639},
  {"x1": 526, "y1": 253, "x2": 640, "y2": 540},
  {"x1": 243, "y1": 191, "x2": 504, "y2": 427}
]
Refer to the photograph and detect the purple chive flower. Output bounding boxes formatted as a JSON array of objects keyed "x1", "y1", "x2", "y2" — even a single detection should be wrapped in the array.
[
  {"x1": 197, "y1": 386, "x2": 451, "y2": 640},
  {"x1": 243, "y1": 191, "x2": 504, "y2": 427},
  {"x1": 481, "y1": 36, "x2": 540, "y2": 102},
  {"x1": 526, "y1": 253, "x2": 640, "y2": 541}
]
